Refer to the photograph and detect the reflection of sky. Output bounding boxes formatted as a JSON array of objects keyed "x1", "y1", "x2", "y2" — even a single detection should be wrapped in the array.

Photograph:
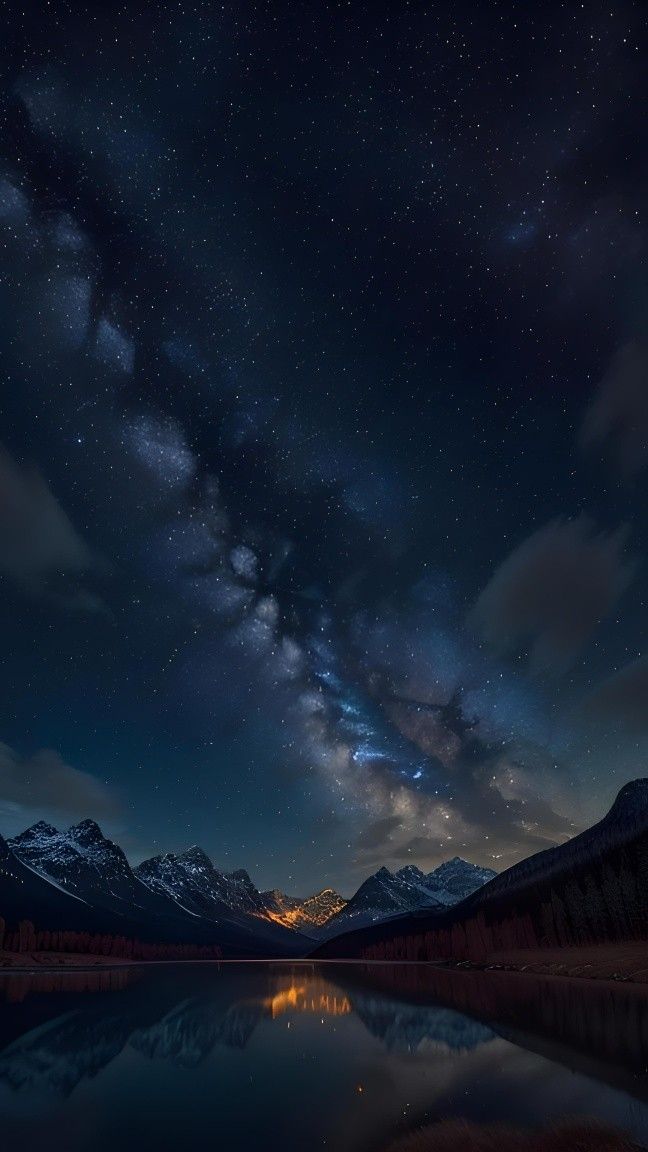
[{"x1": 0, "y1": 968, "x2": 647, "y2": 1152}]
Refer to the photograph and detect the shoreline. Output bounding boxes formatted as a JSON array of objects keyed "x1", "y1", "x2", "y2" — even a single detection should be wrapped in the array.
[
  {"x1": 1, "y1": 941, "x2": 648, "y2": 983},
  {"x1": 439, "y1": 942, "x2": 648, "y2": 984}
]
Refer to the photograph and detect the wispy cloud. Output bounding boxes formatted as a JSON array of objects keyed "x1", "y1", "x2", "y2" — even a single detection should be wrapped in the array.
[
  {"x1": 0, "y1": 742, "x2": 119, "y2": 835},
  {"x1": 580, "y1": 340, "x2": 648, "y2": 478},
  {"x1": 471, "y1": 517, "x2": 634, "y2": 674}
]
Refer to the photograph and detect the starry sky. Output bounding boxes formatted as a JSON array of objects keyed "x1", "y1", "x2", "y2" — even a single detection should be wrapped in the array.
[{"x1": 1, "y1": 1, "x2": 647, "y2": 896}]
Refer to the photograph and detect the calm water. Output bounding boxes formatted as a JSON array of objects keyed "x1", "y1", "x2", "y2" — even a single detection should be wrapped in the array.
[{"x1": 0, "y1": 962, "x2": 647, "y2": 1151}]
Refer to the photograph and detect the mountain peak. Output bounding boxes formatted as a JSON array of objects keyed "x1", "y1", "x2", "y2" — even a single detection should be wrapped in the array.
[
  {"x1": 31, "y1": 819, "x2": 59, "y2": 834},
  {"x1": 375, "y1": 866, "x2": 392, "y2": 879},
  {"x1": 69, "y1": 818, "x2": 104, "y2": 839},
  {"x1": 396, "y1": 864, "x2": 427, "y2": 882},
  {"x1": 608, "y1": 778, "x2": 648, "y2": 822},
  {"x1": 12, "y1": 820, "x2": 59, "y2": 842},
  {"x1": 230, "y1": 868, "x2": 254, "y2": 889},
  {"x1": 178, "y1": 845, "x2": 212, "y2": 868}
]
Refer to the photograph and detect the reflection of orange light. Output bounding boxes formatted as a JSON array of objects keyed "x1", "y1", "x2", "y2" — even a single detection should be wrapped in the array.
[
  {"x1": 263, "y1": 982, "x2": 352, "y2": 1018},
  {"x1": 266, "y1": 985, "x2": 305, "y2": 1016}
]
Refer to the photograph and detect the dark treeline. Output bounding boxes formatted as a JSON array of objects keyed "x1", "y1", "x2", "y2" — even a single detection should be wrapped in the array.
[{"x1": 0, "y1": 916, "x2": 223, "y2": 962}]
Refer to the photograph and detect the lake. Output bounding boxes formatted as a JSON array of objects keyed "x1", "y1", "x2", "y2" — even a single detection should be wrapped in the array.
[{"x1": 0, "y1": 962, "x2": 647, "y2": 1151}]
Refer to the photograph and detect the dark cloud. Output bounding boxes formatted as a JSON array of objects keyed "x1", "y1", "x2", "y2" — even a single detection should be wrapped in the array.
[
  {"x1": 355, "y1": 815, "x2": 403, "y2": 851},
  {"x1": 471, "y1": 518, "x2": 634, "y2": 674},
  {"x1": 0, "y1": 742, "x2": 119, "y2": 833},
  {"x1": 585, "y1": 656, "x2": 648, "y2": 735},
  {"x1": 0, "y1": 445, "x2": 102, "y2": 605},
  {"x1": 580, "y1": 340, "x2": 648, "y2": 478},
  {"x1": 390, "y1": 835, "x2": 439, "y2": 861}
]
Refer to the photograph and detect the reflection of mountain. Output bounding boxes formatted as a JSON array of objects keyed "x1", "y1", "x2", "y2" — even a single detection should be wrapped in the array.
[
  {"x1": 0, "y1": 977, "x2": 276, "y2": 1092},
  {"x1": 130, "y1": 998, "x2": 267, "y2": 1064},
  {"x1": 0, "y1": 967, "x2": 495, "y2": 1095},
  {"x1": 351, "y1": 995, "x2": 493, "y2": 1053},
  {"x1": 332, "y1": 963, "x2": 648, "y2": 1101},
  {"x1": 2, "y1": 963, "x2": 648, "y2": 1103},
  {"x1": 0, "y1": 1009, "x2": 136, "y2": 1097}
]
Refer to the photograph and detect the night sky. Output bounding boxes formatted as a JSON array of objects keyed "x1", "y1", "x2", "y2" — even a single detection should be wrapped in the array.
[{"x1": 1, "y1": 2, "x2": 647, "y2": 895}]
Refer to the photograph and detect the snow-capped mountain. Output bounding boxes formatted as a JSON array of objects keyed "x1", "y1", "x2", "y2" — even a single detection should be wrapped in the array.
[
  {"x1": 311, "y1": 858, "x2": 497, "y2": 940},
  {"x1": 394, "y1": 864, "x2": 429, "y2": 889},
  {"x1": 134, "y1": 848, "x2": 270, "y2": 921},
  {"x1": 8, "y1": 820, "x2": 195, "y2": 921},
  {"x1": 3, "y1": 823, "x2": 306, "y2": 956},
  {"x1": 313, "y1": 866, "x2": 443, "y2": 939},
  {"x1": 392, "y1": 859, "x2": 497, "y2": 906},
  {"x1": 422, "y1": 857, "x2": 497, "y2": 905},
  {"x1": 261, "y1": 887, "x2": 347, "y2": 930},
  {"x1": 0, "y1": 825, "x2": 209, "y2": 947}
]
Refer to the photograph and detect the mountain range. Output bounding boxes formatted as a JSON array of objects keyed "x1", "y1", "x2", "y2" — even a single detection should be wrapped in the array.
[
  {"x1": 2, "y1": 782, "x2": 648, "y2": 961},
  {"x1": 0, "y1": 818, "x2": 496, "y2": 956},
  {"x1": 313, "y1": 859, "x2": 496, "y2": 938},
  {"x1": 0, "y1": 824, "x2": 303, "y2": 958}
]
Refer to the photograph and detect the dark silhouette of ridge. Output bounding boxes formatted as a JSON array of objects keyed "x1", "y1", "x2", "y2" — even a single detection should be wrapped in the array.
[{"x1": 313, "y1": 780, "x2": 648, "y2": 961}]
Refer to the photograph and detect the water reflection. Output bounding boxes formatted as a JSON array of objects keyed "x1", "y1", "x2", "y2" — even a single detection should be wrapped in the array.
[
  {"x1": 0, "y1": 967, "x2": 494, "y2": 1094},
  {"x1": 0, "y1": 963, "x2": 646, "y2": 1152},
  {"x1": 342, "y1": 963, "x2": 648, "y2": 1094},
  {"x1": 264, "y1": 978, "x2": 352, "y2": 1018}
]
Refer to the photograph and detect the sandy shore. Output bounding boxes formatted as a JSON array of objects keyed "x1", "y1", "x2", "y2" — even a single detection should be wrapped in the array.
[
  {"x1": 0, "y1": 950, "x2": 134, "y2": 970},
  {"x1": 447, "y1": 941, "x2": 648, "y2": 983}
]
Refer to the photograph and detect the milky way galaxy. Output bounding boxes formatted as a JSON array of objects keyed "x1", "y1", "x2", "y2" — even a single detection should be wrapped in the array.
[{"x1": 1, "y1": 3, "x2": 647, "y2": 893}]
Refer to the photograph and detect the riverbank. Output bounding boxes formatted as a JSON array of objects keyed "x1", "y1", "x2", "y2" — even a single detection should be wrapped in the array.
[
  {"x1": 445, "y1": 941, "x2": 648, "y2": 983},
  {"x1": 2, "y1": 941, "x2": 648, "y2": 983},
  {"x1": 0, "y1": 949, "x2": 134, "y2": 970}
]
